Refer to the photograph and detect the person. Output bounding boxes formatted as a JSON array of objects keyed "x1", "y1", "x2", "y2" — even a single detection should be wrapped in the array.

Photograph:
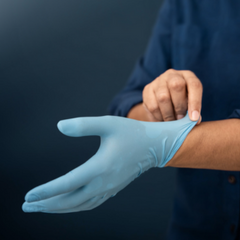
[
  {"x1": 22, "y1": 1, "x2": 240, "y2": 239},
  {"x1": 109, "y1": 0, "x2": 240, "y2": 239}
]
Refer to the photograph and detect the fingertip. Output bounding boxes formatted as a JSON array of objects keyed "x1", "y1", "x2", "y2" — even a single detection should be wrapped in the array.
[
  {"x1": 22, "y1": 202, "x2": 43, "y2": 213},
  {"x1": 22, "y1": 202, "x2": 29, "y2": 212},
  {"x1": 57, "y1": 118, "x2": 78, "y2": 136},
  {"x1": 57, "y1": 120, "x2": 64, "y2": 133},
  {"x1": 196, "y1": 115, "x2": 202, "y2": 125}
]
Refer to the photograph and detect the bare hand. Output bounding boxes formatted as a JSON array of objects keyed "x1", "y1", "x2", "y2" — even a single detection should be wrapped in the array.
[{"x1": 142, "y1": 69, "x2": 202, "y2": 123}]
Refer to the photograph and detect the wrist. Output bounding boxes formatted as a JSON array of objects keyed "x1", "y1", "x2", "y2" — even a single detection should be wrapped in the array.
[{"x1": 165, "y1": 122, "x2": 202, "y2": 168}]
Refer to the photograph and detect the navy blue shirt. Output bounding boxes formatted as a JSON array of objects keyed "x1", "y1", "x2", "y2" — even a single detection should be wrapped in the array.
[{"x1": 109, "y1": 0, "x2": 240, "y2": 239}]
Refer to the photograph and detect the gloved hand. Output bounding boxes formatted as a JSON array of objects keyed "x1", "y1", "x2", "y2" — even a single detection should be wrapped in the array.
[{"x1": 22, "y1": 113, "x2": 197, "y2": 213}]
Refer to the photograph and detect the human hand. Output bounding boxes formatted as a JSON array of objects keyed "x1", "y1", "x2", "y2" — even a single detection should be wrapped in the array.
[
  {"x1": 22, "y1": 113, "x2": 197, "y2": 213},
  {"x1": 142, "y1": 69, "x2": 203, "y2": 123}
]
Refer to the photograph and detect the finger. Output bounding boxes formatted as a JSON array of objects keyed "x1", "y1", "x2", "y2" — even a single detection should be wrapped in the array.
[
  {"x1": 196, "y1": 114, "x2": 202, "y2": 125},
  {"x1": 25, "y1": 154, "x2": 102, "y2": 202},
  {"x1": 43, "y1": 195, "x2": 105, "y2": 213},
  {"x1": 48, "y1": 191, "x2": 117, "y2": 214},
  {"x1": 57, "y1": 115, "x2": 112, "y2": 137},
  {"x1": 143, "y1": 84, "x2": 163, "y2": 121},
  {"x1": 142, "y1": 103, "x2": 159, "y2": 122},
  {"x1": 155, "y1": 80, "x2": 175, "y2": 121},
  {"x1": 22, "y1": 186, "x2": 97, "y2": 212},
  {"x1": 168, "y1": 75, "x2": 188, "y2": 119},
  {"x1": 182, "y1": 71, "x2": 203, "y2": 121}
]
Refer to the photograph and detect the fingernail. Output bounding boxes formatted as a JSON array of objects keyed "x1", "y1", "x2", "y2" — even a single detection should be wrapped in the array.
[
  {"x1": 177, "y1": 115, "x2": 184, "y2": 120},
  {"x1": 192, "y1": 110, "x2": 199, "y2": 121},
  {"x1": 25, "y1": 194, "x2": 40, "y2": 202}
]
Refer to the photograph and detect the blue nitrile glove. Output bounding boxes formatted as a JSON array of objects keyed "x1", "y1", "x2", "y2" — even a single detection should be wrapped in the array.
[{"x1": 22, "y1": 113, "x2": 197, "y2": 213}]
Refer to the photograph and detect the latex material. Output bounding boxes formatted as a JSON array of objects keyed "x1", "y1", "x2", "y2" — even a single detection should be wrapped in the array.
[{"x1": 22, "y1": 113, "x2": 197, "y2": 213}]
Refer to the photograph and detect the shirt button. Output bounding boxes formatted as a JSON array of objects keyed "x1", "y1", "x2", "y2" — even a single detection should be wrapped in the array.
[
  {"x1": 230, "y1": 224, "x2": 235, "y2": 234},
  {"x1": 228, "y1": 175, "x2": 236, "y2": 184}
]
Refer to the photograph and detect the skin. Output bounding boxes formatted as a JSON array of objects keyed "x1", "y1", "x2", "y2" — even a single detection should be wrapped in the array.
[
  {"x1": 22, "y1": 68, "x2": 240, "y2": 214},
  {"x1": 128, "y1": 69, "x2": 240, "y2": 171},
  {"x1": 128, "y1": 69, "x2": 202, "y2": 123},
  {"x1": 166, "y1": 118, "x2": 240, "y2": 171}
]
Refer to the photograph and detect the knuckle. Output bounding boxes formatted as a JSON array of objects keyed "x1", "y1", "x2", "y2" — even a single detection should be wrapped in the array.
[
  {"x1": 155, "y1": 75, "x2": 162, "y2": 82},
  {"x1": 143, "y1": 84, "x2": 150, "y2": 92},
  {"x1": 157, "y1": 92, "x2": 170, "y2": 103},
  {"x1": 143, "y1": 84, "x2": 153, "y2": 97},
  {"x1": 166, "y1": 68, "x2": 176, "y2": 75},
  {"x1": 147, "y1": 104, "x2": 159, "y2": 113},
  {"x1": 169, "y1": 78, "x2": 185, "y2": 91},
  {"x1": 185, "y1": 70, "x2": 194, "y2": 75}
]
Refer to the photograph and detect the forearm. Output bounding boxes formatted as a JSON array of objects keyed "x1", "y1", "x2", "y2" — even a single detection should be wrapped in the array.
[{"x1": 166, "y1": 118, "x2": 240, "y2": 171}]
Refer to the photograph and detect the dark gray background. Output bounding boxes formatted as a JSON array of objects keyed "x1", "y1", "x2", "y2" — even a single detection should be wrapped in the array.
[{"x1": 0, "y1": 0, "x2": 178, "y2": 239}]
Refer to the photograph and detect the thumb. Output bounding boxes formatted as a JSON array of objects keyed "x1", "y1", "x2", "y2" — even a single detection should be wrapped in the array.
[{"x1": 57, "y1": 116, "x2": 112, "y2": 137}]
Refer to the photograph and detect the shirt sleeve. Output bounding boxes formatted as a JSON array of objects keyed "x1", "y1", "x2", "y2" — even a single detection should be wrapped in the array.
[
  {"x1": 108, "y1": 0, "x2": 173, "y2": 117},
  {"x1": 228, "y1": 109, "x2": 240, "y2": 119}
]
